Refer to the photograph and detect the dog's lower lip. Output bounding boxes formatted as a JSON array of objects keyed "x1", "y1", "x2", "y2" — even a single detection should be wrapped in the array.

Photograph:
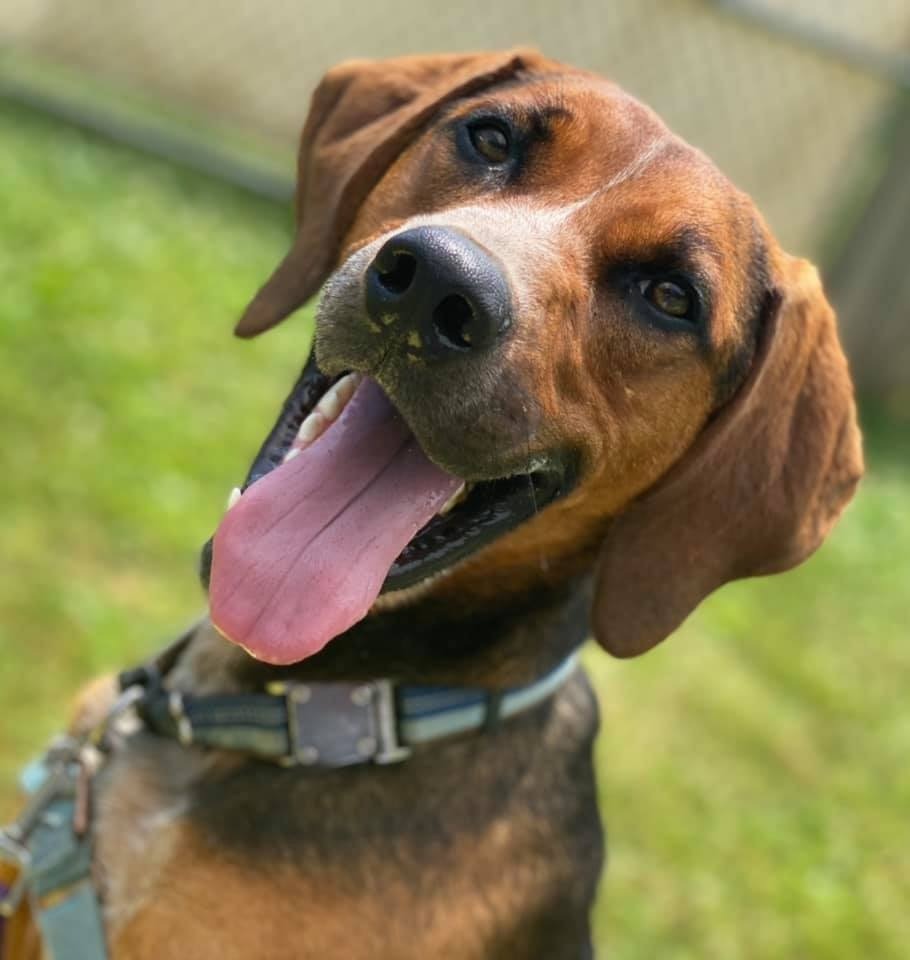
[
  {"x1": 382, "y1": 467, "x2": 566, "y2": 591},
  {"x1": 199, "y1": 354, "x2": 571, "y2": 592}
]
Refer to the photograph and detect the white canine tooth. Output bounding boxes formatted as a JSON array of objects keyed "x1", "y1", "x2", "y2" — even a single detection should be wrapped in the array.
[
  {"x1": 296, "y1": 411, "x2": 327, "y2": 446},
  {"x1": 226, "y1": 487, "x2": 242, "y2": 510},
  {"x1": 316, "y1": 390, "x2": 344, "y2": 422},
  {"x1": 337, "y1": 371, "x2": 362, "y2": 401},
  {"x1": 438, "y1": 482, "x2": 467, "y2": 516},
  {"x1": 294, "y1": 415, "x2": 310, "y2": 443},
  {"x1": 287, "y1": 375, "x2": 361, "y2": 461},
  {"x1": 316, "y1": 372, "x2": 361, "y2": 422}
]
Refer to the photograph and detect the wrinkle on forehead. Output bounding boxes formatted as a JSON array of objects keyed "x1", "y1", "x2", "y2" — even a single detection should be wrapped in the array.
[
  {"x1": 551, "y1": 134, "x2": 676, "y2": 223},
  {"x1": 598, "y1": 135, "x2": 674, "y2": 196}
]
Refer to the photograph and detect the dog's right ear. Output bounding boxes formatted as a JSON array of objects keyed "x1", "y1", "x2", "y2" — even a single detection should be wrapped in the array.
[{"x1": 235, "y1": 49, "x2": 545, "y2": 338}]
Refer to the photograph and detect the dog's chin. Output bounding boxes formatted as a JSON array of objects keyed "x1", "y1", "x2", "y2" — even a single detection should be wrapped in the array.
[{"x1": 199, "y1": 353, "x2": 573, "y2": 664}]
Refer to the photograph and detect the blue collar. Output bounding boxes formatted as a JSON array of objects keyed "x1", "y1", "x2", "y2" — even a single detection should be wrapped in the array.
[
  {"x1": 398, "y1": 654, "x2": 580, "y2": 746},
  {"x1": 134, "y1": 651, "x2": 581, "y2": 767}
]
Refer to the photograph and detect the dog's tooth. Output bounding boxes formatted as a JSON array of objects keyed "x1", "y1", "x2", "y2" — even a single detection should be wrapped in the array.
[
  {"x1": 316, "y1": 372, "x2": 361, "y2": 422},
  {"x1": 226, "y1": 487, "x2": 242, "y2": 510},
  {"x1": 438, "y1": 482, "x2": 467, "y2": 516},
  {"x1": 295, "y1": 413, "x2": 313, "y2": 443},
  {"x1": 296, "y1": 411, "x2": 327, "y2": 447},
  {"x1": 338, "y1": 371, "x2": 362, "y2": 399},
  {"x1": 316, "y1": 389, "x2": 344, "y2": 422},
  {"x1": 287, "y1": 376, "x2": 360, "y2": 462}
]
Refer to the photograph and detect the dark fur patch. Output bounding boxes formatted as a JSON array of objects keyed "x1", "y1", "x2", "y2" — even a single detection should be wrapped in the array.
[{"x1": 713, "y1": 218, "x2": 772, "y2": 408}]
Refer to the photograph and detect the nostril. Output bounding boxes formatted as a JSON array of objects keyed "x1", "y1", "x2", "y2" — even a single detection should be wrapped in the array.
[
  {"x1": 375, "y1": 250, "x2": 418, "y2": 295},
  {"x1": 433, "y1": 294, "x2": 476, "y2": 350}
]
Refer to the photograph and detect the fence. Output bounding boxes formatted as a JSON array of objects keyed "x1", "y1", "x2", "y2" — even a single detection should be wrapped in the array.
[{"x1": 2, "y1": 0, "x2": 908, "y2": 391}]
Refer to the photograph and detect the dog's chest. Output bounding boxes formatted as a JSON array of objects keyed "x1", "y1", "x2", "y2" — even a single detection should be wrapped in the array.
[
  {"x1": 109, "y1": 818, "x2": 569, "y2": 959},
  {"x1": 100, "y1": 678, "x2": 601, "y2": 959}
]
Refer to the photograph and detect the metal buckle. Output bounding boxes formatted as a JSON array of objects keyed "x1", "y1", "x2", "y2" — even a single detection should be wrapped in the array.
[
  {"x1": 168, "y1": 690, "x2": 194, "y2": 746},
  {"x1": 371, "y1": 680, "x2": 411, "y2": 765},
  {"x1": 267, "y1": 679, "x2": 410, "y2": 767},
  {"x1": 269, "y1": 682, "x2": 319, "y2": 765},
  {"x1": 90, "y1": 683, "x2": 145, "y2": 748}
]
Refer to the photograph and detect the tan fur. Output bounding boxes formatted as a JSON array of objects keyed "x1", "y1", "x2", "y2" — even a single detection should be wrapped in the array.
[{"x1": 5, "y1": 50, "x2": 862, "y2": 958}]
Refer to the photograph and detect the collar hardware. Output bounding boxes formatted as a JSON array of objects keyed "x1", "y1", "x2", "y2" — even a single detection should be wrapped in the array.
[
  {"x1": 372, "y1": 679, "x2": 414, "y2": 764},
  {"x1": 168, "y1": 690, "x2": 194, "y2": 746},
  {"x1": 265, "y1": 679, "x2": 411, "y2": 767}
]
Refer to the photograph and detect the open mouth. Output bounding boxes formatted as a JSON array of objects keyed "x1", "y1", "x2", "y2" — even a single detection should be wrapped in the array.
[{"x1": 203, "y1": 353, "x2": 569, "y2": 665}]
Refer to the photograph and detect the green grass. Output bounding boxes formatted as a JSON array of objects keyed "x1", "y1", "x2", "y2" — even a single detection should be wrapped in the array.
[{"x1": 1, "y1": 102, "x2": 908, "y2": 959}]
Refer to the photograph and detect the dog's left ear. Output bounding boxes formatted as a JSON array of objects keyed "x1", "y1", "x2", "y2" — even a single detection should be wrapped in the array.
[
  {"x1": 236, "y1": 49, "x2": 545, "y2": 337},
  {"x1": 593, "y1": 254, "x2": 864, "y2": 657}
]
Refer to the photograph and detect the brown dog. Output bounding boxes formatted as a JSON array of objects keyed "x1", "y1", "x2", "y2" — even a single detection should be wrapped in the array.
[{"x1": 6, "y1": 50, "x2": 862, "y2": 959}]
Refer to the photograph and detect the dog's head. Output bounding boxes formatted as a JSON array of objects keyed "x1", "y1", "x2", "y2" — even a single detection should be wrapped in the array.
[{"x1": 206, "y1": 50, "x2": 863, "y2": 665}]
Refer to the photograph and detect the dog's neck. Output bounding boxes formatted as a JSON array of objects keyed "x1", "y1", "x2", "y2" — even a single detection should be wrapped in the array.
[{"x1": 173, "y1": 572, "x2": 592, "y2": 696}]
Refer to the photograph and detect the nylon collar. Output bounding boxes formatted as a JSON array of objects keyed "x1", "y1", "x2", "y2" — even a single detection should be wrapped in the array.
[{"x1": 134, "y1": 653, "x2": 579, "y2": 767}]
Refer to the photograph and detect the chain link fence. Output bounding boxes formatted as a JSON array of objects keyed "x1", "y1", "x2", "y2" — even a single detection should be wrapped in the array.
[{"x1": 2, "y1": 0, "x2": 908, "y2": 391}]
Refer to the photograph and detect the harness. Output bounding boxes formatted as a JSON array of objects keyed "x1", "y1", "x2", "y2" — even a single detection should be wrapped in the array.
[{"x1": 0, "y1": 628, "x2": 578, "y2": 959}]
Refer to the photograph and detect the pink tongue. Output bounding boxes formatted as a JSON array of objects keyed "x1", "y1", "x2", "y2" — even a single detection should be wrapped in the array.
[{"x1": 209, "y1": 379, "x2": 460, "y2": 664}]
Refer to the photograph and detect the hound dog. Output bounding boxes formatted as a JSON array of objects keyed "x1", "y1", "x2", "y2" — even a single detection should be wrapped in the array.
[{"x1": 5, "y1": 49, "x2": 862, "y2": 960}]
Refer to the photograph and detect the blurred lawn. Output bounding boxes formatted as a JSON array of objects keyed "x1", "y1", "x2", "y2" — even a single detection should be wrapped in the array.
[{"x1": 1, "y1": 102, "x2": 908, "y2": 959}]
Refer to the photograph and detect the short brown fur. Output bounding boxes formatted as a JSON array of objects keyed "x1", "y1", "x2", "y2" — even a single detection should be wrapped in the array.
[{"x1": 6, "y1": 50, "x2": 861, "y2": 959}]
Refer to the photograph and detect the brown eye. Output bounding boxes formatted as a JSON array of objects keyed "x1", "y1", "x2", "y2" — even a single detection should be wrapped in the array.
[
  {"x1": 467, "y1": 122, "x2": 511, "y2": 164},
  {"x1": 639, "y1": 278, "x2": 697, "y2": 321}
]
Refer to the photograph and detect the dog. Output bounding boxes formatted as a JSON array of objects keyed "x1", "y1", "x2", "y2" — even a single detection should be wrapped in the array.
[{"x1": 4, "y1": 49, "x2": 862, "y2": 959}]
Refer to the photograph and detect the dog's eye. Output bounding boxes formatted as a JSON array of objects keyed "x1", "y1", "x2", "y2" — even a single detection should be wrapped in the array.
[
  {"x1": 467, "y1": 121, "x2": 512, "y2": 164},
  {"x1": 638, "y1": 278, "x2": 698, "y2": 322}
]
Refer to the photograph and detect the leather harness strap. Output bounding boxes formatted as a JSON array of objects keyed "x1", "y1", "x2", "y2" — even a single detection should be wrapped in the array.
[
  {"x1": 0, "y1": 739, "x2": 107, "y2": 960},
  {"x1": 0, "y1": 630, "x2": 579, "y2": 959}
]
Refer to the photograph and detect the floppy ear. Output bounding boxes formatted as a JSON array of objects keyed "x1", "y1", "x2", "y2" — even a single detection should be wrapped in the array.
[
  {"x1": 235, "y1": 49, "x2": 545, "y2": 337},
  {"x1": 593, "y1": 255, "x2": 864, "y2": 657}
]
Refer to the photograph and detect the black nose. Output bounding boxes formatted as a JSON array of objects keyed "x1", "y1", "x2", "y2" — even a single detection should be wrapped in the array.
[{"x1": 365, "y1": 227, "x2": 511, "y2": 359}]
